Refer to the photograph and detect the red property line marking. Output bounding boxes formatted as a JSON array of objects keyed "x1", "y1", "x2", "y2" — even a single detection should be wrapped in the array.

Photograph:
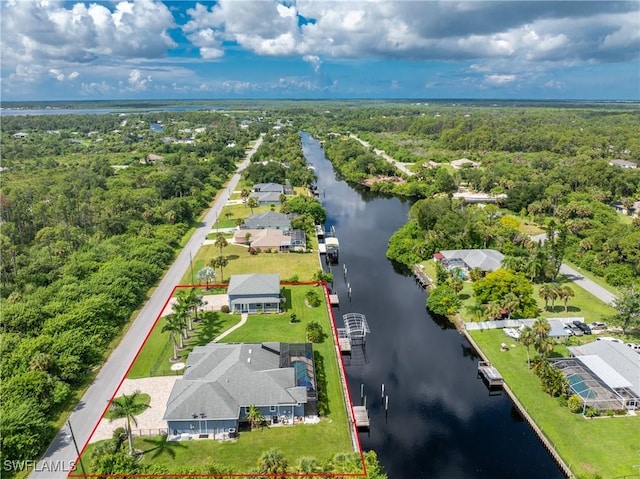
[{"x1": 70, "y1": 282, "x2": 366, "y2": 478}]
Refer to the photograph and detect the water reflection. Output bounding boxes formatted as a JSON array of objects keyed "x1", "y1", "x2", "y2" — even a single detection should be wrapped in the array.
[{"x1": 300, "y1": 132, "x2": 563, "y2": 479}]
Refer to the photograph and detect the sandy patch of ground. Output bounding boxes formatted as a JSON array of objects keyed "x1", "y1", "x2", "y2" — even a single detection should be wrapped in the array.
[
  {"x1": 89, "y1": 376, "x2": 178, "y2": 443},
  {"x1": 160, "y1": 294, "x2": 229, "y2": 317}
]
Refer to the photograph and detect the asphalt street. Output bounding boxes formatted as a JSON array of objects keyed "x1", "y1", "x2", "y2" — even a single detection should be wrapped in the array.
[{"x1": 29, "y1": 135, "x2": 263, "y2": 479}]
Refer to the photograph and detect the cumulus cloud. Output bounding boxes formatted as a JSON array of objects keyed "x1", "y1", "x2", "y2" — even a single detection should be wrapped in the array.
[
  {"x1": 1, "y1": 0, "x2": 176, "y2": 69},
  {"x1": 182, "y1": 0, "x2": 638, "y2": 65}
]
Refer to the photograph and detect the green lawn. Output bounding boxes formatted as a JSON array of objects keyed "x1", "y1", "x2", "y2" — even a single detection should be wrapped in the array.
[
  {"x1": 470, "y1": 329, "x2": 639, "y2": 478},
  {"x1": 82, "y1": 420, "x2": 357, "y2": 474},
  {"x1": 127, "y1": 307, "x2": 241, "y2": 379},
  {"x1": 457, "y1": 274, "x2": 617, "y2": 324},
  {"x1": 87, "y1": 285, "x2": 353, "y2": 474},
  {"x1": 181, "y1": 242, "x2": 321, "y2": 284}
]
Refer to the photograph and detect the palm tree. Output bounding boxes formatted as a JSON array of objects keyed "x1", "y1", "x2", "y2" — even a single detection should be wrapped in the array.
[
  {"x1": 245, "y1": 404, "x2": 265, "y2": 430},
  {"x1": 247, "y1": 197, "x2": 259, "y2": 214},
  {"x1": 174, "y1": 289, "x2": 194, "y2": 332},
  {"x1": 558, "y1": 284, "x2": 575, "y2": 312},
  {"x1": 257, "y1": 448, "x2": 288, "y2": 476},
  {"x1": 502, "y1": 293, "x2": 520, "y2": 320},
  {"x1": 244, "y1": 231, "x2": 252, "y2": 246},
  {"x1": 519, "y1": 326, "x2": 534, "y2": 369},
  {"x1": 532, "y1": 317, "x2": 554, "y2": 358},
  {"x1": 162, "y1": 313, "x2": 184, "y2": 358},
  {"x1": 466, "y1": 302, "x2": 486, "y2": 322},
  {"x1": 526, "y1": 250, "x2": 548, "y2": 283},
  {"x1": 213, "y1": 233, "x2": 228, "y2": 257},
  {"x1": 109, "y1": 390, "x2": 150, "y2": 456},
  {"x1": 278, "y1": 194, "x2": 287, "y2": 205},
  {"x1": 196, "y1": 266, "x2": 216, "y2": 290},
  {"x1": 240, "y1": 188, "x2": 250, "y2": 203},
  {"x1": 538, "y1": 283, "x2": 555, "y2": 311},
  {"x1": 209, "y1": 255, "x2": 229, "y2": 282}
]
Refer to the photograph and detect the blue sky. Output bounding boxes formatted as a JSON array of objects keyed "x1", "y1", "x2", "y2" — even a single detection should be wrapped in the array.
[{"x1": 1, "y1": 1, "x2": 639, "y2": 101}]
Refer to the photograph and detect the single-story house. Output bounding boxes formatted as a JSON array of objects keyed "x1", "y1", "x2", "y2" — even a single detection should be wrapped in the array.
[
  {"x1": 435, "y1": 249, "x2": 504, "y2": 274},
  {"x1": 250, "y1": 191, "x2": 282, "y2": 205},
  {"x1": 551, "y1": 340, "x2": 640, "y2": 411},
  {"x1": 608, "y1": 159, "x2": 637, "y2": 169},
  {"x1": 233, "y1": 229, "x2": 306, "y2": 252},
  {"x1": 241, "y1": 211, "x2": 293, "y2": 231},
  {"x1": 164, "y1": 342, "x2": 317, "y2": 437},
  {"x1": 12, "y1": 132, "x2": 29, "y2": 139},
  {"x1": 253, "y1": 183, "x2": 284, "y2": 194},
  {"x1": 452, "y1": 190, "x2": 507, "y2": 204},
  {"x1": 612, "y1": 201, "x2": 640, "y2": 217},
  {"x1": 227, "y1": 273, "x2": 281, "y2": 314}
]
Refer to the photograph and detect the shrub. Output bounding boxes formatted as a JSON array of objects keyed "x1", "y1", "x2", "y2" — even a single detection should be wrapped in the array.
[
  {"x1": 220, "y1": 305, "x2": 230, "y2": 313},
  {"x1": 305, "y1": 290, "x2": 321, "y2": 307},
  {"x1": 306, "y1": 321, "x2": 324, "y2": 343},
  {"x1": 605, "y1": 409, "x2": 615, "y2": 417},
  {"x1": 286, "y1": 275, "x2": 300, "y2": 282},
  {"x1": 584, "y1": 407, "x2": 600, "y2": 418},
  {"x1": 567, "y1": 394, "x2": 583, "y2": 413},
  {"x1": 289, "y1": 313, "x2": 298, "y2": 324},
  {"x1": 557, "y1": 395, "x2": 568, "y2": 408}
]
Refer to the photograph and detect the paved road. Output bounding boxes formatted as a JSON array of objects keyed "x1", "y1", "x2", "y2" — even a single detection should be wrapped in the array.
[
  {"x1": 559, "y1": 263, "x2": 616, "y2": 306},
  {"x1": 348, "y1": 133, "x2": 415, "y2": 177},
  {"x1": 30, "y1": 134, "x2": 263, "y2": 479}
]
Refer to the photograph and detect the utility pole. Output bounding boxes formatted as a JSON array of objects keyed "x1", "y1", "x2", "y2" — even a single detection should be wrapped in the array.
[{"x1": 67, "y1": 420, "x2": 87, "y2": 478}]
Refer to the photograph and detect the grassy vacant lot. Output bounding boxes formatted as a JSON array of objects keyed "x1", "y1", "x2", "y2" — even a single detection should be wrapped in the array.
[
  {"x1": 470, "y1": 329, "x2": 639, "y2": 478},
  {"x1": 181, "y1": 242, "x2": 320, "y2": 284},
  {"x1": 92, "y1": 285, "x2": 353, "y2": 474},
  {"x1": 457, "y1": 274, "x2": 617, "y2": 324}
]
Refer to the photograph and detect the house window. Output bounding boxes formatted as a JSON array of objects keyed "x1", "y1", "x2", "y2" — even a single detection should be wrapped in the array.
[
  {"x1": 265, "y1": 303, "x2": 272, "y2": 308},
  {"x1": 244, "y1": 406, "x2": 250, "y2": 415},
  {"x1": 270, "y1": 405, "x2": 276, "y2": 412}
]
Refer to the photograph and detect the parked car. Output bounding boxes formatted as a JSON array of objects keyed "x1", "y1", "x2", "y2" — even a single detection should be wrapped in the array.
[
  {"x1": 626, "y1": 342, "x2": 640, "y2": 352},
  {"x1": 564, "y1": 323, "x2": 583, "y2": 336},
  {"x1": 573, "y1": 320, "x2": 592, "y2": 334},
  {"x1": 596, "y1": 336, "x2": 623, "y2": 344},
  {"x1": 588, "y1": 321, "x2": 606, "y2": 331}
]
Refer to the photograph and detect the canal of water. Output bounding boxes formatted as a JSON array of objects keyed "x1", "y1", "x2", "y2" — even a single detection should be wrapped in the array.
[{"x1": 301, "y1": 132, "x2": 564, "y2": 479}]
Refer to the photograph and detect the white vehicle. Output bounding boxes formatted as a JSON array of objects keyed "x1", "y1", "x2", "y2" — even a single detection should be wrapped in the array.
[
  {"x1": 588, "y1": 321, "x2": 606, "y2": 330},
  {"x1": 596, "y1": 336, "x2": 623, "y2": 344}
]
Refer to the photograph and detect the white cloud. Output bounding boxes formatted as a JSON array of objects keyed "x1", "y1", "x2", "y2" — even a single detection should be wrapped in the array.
[
  {"x1": 303, "y1": 54, "x2": 322, "y2": 72},
  {"x1": 126, "y1": 69, "x2": 152, "y2": 91},
  {"x1": 484, "y1": 74, "x2": 517, "y2": 85}
]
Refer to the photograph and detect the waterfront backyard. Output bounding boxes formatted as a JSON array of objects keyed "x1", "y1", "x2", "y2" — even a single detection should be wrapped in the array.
[
  {"x1": 85, "y1": 284, "x2": 355, "y2": 474},
  {"x1": 470, "y1": 329, "x2": 639, "y2": 478}
]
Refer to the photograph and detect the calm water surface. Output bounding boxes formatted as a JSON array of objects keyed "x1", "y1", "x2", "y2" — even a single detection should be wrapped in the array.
[{"x1": 301, "y1": 132, "x2": 564, "y2": 479}]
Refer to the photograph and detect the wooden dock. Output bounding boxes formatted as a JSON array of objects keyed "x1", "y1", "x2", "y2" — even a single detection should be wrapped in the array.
[
  {"x1": 329, "y1": 294, "x2": 339, "y2": 306},
  {"x1": 338, "y1": 337, "x2": 351, "y2": 354},
  {"x1": 477, "y1": 361, "x2": 503, "y2": 387},
  {"x1": 412, "y1": 265, "x2": 432, "y2": 289},
  {"x1": 353, "y1": 406, "x2": 370, "y2": 429}
]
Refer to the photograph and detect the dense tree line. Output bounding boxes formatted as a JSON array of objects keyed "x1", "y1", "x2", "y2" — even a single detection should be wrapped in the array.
[
  {"x1": 244, "y1": 130, "x2": 316, "y2": 187},
  {"x1": 0, "y1": 111, "x2": 257, "y2": 472}
]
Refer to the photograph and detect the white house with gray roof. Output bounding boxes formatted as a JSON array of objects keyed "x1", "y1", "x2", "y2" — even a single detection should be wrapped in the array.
[
  {"x1": 227, "y1": 274, "x2": 281, "y2": 314},
  {"x1": 163, "y1": 342, "x2": 316, "y2": 437}
]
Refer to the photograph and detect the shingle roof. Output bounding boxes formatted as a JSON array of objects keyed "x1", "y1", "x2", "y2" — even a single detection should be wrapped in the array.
[
  {"x1": 163, "y1": 343, "x2": 309, "y2": 421},
  {"x1": 227, "y1": 274, "x2": 280, "y2": 296},
  {"x1": 242, "y1": 211, "x2": 292, "y2": 230},
  {"x1": 253, "y1": 183, "x2": 284, "y2": 193}
]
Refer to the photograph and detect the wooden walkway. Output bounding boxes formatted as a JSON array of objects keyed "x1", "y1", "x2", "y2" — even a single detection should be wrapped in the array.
[
  {"x1": 338, "y1": 337, "x2": 351, "y2": 354},
  {"x1": 329, "y1": 294, "x2": 339, "y2": 306}
]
